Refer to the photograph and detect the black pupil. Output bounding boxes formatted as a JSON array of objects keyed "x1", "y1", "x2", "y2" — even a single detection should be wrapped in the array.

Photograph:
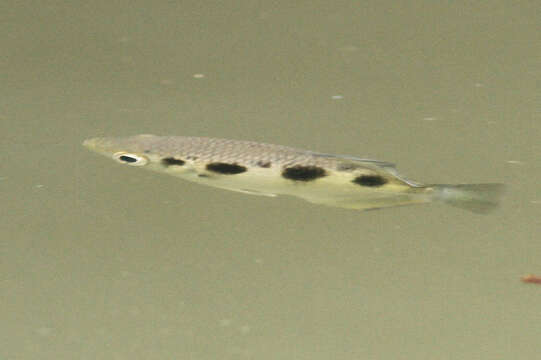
[{"x1": 119, "y1": 155, "x2": 138, "y2": 163}]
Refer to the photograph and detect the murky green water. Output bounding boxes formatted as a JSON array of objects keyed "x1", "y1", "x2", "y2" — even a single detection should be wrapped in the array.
[{"x1": 2, "y1": 1, "x2": 539, "y2": 359}]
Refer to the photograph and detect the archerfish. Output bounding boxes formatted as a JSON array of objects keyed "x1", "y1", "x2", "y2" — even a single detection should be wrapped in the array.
[{"x1": 83, "y1": 135, "x2": 505, "y2": 214}]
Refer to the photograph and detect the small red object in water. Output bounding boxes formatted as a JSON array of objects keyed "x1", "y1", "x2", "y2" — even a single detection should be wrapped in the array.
[{"x1": 521, "y1": 274, "x2": 541, "y2": 284}]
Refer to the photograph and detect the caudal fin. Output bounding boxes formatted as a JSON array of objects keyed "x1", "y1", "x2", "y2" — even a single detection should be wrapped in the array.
[{"x1": 432, "y1": 183, "x2": 506, "y2": 214}]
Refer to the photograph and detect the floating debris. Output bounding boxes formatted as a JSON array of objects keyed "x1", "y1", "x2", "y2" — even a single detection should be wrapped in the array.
[
  {"x1": 521, "y1": 274, "x2": 541, "y2": 285},
  {"x1": 506, "y1": 160, "x2": 524, "y2": 165}
]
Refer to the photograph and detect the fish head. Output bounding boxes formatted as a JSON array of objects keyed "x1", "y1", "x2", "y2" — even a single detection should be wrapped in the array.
[{"x1": 82, "y1": 134, "x2": 177, "y2": 173}]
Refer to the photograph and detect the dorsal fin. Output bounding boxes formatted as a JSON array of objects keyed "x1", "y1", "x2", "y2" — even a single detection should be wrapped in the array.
[
  {"x1": 309, "y1": 152, "x2": 396, "y2": 169},
  {"x1": 310, "y1": 152, "x2": 424, "y2": 187}
]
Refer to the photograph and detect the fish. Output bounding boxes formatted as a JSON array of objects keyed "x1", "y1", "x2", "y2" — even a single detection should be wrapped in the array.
[{"x1": 83, "y1": 135, "x2": 505, "y2": 214}]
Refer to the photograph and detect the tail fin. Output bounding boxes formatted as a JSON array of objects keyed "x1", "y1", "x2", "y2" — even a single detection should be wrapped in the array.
[{"x1": 432, "y1": 183, "x2": 506, "y2": 214}]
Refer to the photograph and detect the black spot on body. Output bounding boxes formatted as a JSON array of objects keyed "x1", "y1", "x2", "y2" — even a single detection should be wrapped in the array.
[
  {"x1": 256, "y1": 160, "x2": 271, "y2": 168},
  {"x1": 206, "y1": 162, "x2": 247, "y2": 174},
  {"x1": 282, "y1": 165, "x2": 327, "y2": 181},
  {"x1": 352, "y1": 175, "x2": 387, "y2": 187},
  {"x1": 162, "y1": 157, "x2": 185, "y2": 166}
]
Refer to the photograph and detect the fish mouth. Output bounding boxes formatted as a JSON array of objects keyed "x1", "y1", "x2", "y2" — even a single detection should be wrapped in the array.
[
  {"x1": 82, "y1": 137, "x2": 100, "y2": 149},
  {"x1": 82, "y1": 137, "x2": 117, "y2": 156}
]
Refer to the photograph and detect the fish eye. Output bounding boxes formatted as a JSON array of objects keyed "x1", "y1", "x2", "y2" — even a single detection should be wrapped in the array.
[{"x1": 112, "y1": 152, "x2": 148, "y2": 166}]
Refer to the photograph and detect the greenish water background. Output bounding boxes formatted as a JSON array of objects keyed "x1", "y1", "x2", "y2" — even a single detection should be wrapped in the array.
[{"x1": 1, "y1": 1, "x2": 539, "y2": 359}]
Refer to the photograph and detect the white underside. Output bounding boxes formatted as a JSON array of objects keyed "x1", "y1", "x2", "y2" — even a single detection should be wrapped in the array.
[{"x1": 161, "y1": 166, "x2": 431, "y2": 210}]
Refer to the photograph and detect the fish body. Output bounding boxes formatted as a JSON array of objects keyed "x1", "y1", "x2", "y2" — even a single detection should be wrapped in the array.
[{"x1": 83, "y1": 135, "x2": 504, "y2": 213}]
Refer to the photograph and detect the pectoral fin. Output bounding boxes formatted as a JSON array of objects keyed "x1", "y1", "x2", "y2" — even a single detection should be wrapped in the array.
[{"x1": 231, "y1": 188, "x2": 277, "y2": 197}]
